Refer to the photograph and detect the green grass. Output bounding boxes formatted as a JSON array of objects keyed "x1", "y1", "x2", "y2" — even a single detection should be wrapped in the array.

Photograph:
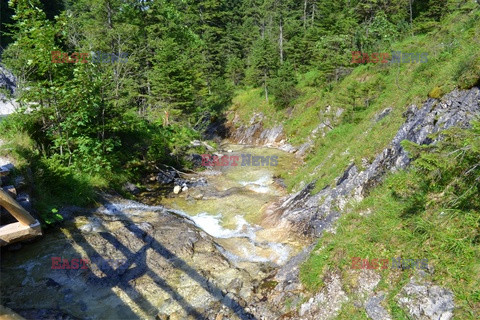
[
  {"x1": 299, "y1": 169, "x2": 480, "y2": 319},
  {"x1": 227, "y1": 4, "x2": 480, "y2": 319},
  {"x1": 228, "y1": 4, "x2": 480, "y2": 194}
]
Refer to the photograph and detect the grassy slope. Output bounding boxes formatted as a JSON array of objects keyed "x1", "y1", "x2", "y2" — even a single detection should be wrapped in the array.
[
  {"x1": 231, "y1": 4, "x2": 480, "y2": 194},
  {"x1": 229, "y1": 4, "x2": 480, "y2": 319}
]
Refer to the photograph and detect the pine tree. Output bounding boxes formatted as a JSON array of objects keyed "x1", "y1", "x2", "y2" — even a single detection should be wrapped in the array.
[
  {"x1": 247, "y1": 37, "x2": 280, "y2": 102},
  {"x1": 270, "y1": 60, "x2": 298, "y2": 108}
]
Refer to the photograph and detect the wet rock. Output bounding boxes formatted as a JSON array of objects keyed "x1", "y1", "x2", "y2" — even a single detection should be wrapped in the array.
[
  {"x1": 174, "y1": 177, "x2": 207, "y2": 189},
  {"x1": 173, "y1": 186, "x2": 181, "y2": 194},
  {"x1": 123, "y1": 182, "x2": 140, "y2": 195},
  {"x1": 182, "y1": 186, "x2": 189, "y2": 192},
  {"x1": 1, "y1": 197, "x2": 258, "y2": 320},
  {"x1": 157, "y1": 169, "x2": 178, "y2": 184},
  {"x1": 396, "y1": 278, "x2": 454, "y2": 320},
  {"x1": 2, "y1": 185, "x2": 17, "y2": 198},
  {"x1": 16, "y1": 192, "x2": 32, "y2": 212}
]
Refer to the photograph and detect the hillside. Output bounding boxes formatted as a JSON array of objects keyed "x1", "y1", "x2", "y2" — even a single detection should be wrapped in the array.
[
  {"x1": 0, "y1": 0, "x2": 479, "y2": 319},
  {"x1": 222, "y1": 4, "x2": 480, "y2": 319}
]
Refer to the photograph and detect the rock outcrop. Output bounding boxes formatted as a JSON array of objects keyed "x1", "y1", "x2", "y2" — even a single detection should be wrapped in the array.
[
  {"x1": 253, "y1": 87, "x2": 480, "y2": 319},
  {"x1": 227, "y1": 113, "x2": 289, "y2": 148},
  {"x1": 226, "y1": 105, "x2": 344, "y2": 157},
  {"x1": 269, "y1": 87, "x2": 480, "y2": 238}
]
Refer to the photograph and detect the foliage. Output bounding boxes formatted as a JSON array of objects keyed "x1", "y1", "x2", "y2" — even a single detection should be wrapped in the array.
[
  {"x1": 428, "y1": 86, "x2": 443, "y2": 99},
  {"x1": 300, "y1": 123, "x2": 480, "y2": 318},
  {"x1": 401, "y1": 122, "x2": 480, "y2": 212},
  {"x1": 270, "y1": 61, "x2": 299, "y2": 109}
]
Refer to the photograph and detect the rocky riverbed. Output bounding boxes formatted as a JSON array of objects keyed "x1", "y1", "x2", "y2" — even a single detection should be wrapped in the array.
[{"x1": 0, "y1": 145, "x2": 304, "y2": 320}]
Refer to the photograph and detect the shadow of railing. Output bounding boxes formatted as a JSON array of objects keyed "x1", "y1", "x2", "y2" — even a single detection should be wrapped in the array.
[{"x1": 69, "y1": 199, "x2": 256, "y2": 319}]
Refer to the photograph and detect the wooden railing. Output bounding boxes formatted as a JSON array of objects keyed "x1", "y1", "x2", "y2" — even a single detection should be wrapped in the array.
[
  {"x1": 0, "y1": 189, "x2": 37, "y2": 226},
  {"x1": 0, "y1": 189, "x2": 41, "y2": 246}
]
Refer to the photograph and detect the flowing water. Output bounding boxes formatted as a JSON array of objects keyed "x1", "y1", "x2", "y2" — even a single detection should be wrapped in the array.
[
  {"x1": 158, "y1": 144, "x2": 304, "y2": 265},
  {"x1": 0, "y1": 144, "x2": 304, "y2": 319}
]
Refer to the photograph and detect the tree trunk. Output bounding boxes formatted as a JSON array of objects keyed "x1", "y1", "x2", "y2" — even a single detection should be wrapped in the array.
[
  {"x1": 261, "y1": 20, "x2": 265, "y2": 39},
  {"x1": 409, "y1": 0, "x2": 413, "y2": 33},
  {"x1": 279, "y1": 19, "x2": 284, "y2": 63},
  {"x1": 311, "y1": 3, "x2": 316, "y2": 25},
  {"x1": 303, "y1": 0, "x2": 308, "y2": 29},
  {"x1": 264, "y1": 72, "x2": 269, "y2": 103}
]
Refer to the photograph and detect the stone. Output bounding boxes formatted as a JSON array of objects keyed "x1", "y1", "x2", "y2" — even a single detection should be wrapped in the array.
[
  {"x1": 193, "y1": 193, "x2": 204, "y2": 200},
  {"x1": 1, "y1": 196, "x2": 257, "y2": 319},
  {"x1": 173, "y1": 186, "x2": 181, "y2": 194},
  {"x1": 123, "y1": 182, "x2": 140, "y2": 195},
  {"x1": 16, "y1": 192, "x2": 32, "y2": 212},
  {"x1": 182, "y1": 186, "x2": 188, "y2": 192},
  {"x1": 13, "y1": 176, "x2": 26, "y2": 190},
  {"x1": 0, "y1": 221, "x2": 42, "y2": 246},
  {"x1": 298, "y1": 272, "x2": 348, "y2": 319},
  {"x1": 174, "y1": 177, "x2": 207, "y2": 189},
  {"x1": 365, "y1": 293, "x2": 392, "y2": 320},
  {"x1": 374, "y1": 107, "x2": 392, "y2": 122},
  {"x1": 396, "y1": 278, "x2": 454, "y2": 320},
  {"x1": 157, "y1": 169, "x2": 178, "y2": 184},
  {"x1": 2, "y1": 185, "x2": 17, "y2": 198}
]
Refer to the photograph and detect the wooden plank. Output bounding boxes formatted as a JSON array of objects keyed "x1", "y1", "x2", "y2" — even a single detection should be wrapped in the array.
[
  {"x1": 0, "y1": 305, "x2": 26, "y2": 320},
  {"x1": 0, "y1": 221, "x2": 42, "y2": 246},
  {"x1": 0, "y1": 189, "x2": 36, "y2": 226}
]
